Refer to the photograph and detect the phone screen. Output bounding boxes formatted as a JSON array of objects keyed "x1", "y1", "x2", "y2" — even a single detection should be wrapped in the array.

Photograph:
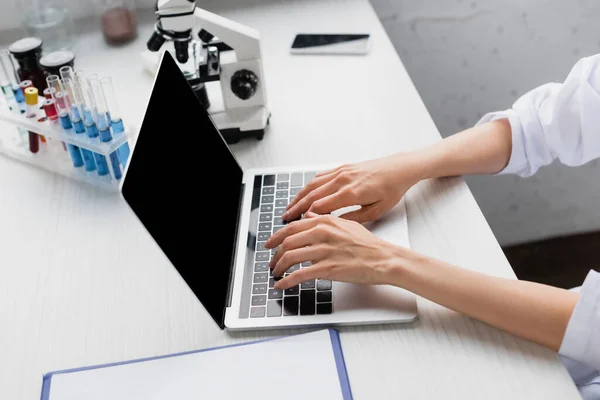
[{"x1": 290, "y1": 34, "x2": 371, "y2": 55}]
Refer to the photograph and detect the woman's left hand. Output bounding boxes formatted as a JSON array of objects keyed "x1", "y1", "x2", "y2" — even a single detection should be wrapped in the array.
[{"x1": 265, "y1": 212, "x2": 403, "y2": 290}]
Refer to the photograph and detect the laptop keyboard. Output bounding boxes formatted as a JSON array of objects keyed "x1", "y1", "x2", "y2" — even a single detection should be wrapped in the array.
[{"x1": 250, "y1": 171, "x2": 334, "y2": 318}]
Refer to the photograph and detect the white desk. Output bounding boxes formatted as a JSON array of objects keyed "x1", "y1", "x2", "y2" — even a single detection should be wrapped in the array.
[{"x1": 0, "y1": 0, "x2": 580, "y2": 398}]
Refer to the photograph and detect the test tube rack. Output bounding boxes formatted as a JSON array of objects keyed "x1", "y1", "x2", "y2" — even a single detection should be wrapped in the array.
[{"x1": 0, "y1": 95, "x2": 133, "y2": 192}]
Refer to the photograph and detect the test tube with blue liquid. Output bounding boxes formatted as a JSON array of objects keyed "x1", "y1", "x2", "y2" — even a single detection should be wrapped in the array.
[
  {"x1": 88, "y1": 74, "x2": 122, "y2": 180},
  {"x1": 60, "y1": 76, "x2": 96, "y2": 172},
  {"x1": 0, "y1": 50, "x2": 24, "y2": 104},
  {"x1": 100, "y1": 76, "x2": 130, "y2": 167},
  {"x1": 0, "y1": 53, "x2": 15, "y2": 101},
  {"x1": 47, "y1": 75, "x2": 84, "y2": 168},
  {"x1": 75, "y1": 70, "x2": 110, "y2": 177}
]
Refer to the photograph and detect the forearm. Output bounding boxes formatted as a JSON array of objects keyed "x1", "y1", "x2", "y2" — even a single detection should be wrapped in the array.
[
  {"x1": 405, "y1": 119, "x2": 513, "y2": 180},
  {"x1": 387, "y1": 249, "x2": 579, "y2": 351}
]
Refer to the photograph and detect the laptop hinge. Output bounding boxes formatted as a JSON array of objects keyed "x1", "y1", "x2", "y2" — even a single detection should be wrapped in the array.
[{"x1": 225, "y1": 182, "x2": 246, "y2": 309}]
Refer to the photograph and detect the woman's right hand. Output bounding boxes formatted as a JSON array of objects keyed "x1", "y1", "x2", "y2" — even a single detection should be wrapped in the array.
[{"x1": 283, "y1": 152, "x2": 423, "y2": 223}]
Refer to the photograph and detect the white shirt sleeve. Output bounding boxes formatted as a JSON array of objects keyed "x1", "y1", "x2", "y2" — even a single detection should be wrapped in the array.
[
  {"x1": 476, "y1": 55, "x2": 600, "y2": 177},
  {"x1": 559, "y1": 270, "x2": 600, "y2": 370}
]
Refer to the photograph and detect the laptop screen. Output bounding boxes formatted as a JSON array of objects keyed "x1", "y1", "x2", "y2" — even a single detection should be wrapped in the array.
[{"x1": 122, "y1": 51, "x2": 243, "y2": 328}]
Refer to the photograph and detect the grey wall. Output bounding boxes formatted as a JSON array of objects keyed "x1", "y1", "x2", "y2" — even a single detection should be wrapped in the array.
[{"x1": 370, "y1": 0, "x2": 600, "y2": 245}]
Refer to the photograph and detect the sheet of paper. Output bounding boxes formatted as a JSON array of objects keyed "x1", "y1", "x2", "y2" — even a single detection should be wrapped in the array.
[{"x1": 47, "y1": 330, "x2": 344, "y2": 400}]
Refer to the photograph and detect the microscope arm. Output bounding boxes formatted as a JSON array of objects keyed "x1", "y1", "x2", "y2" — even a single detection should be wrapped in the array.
[{"x1": 194, "y1": 7, "x2": 261, "y2": 61}]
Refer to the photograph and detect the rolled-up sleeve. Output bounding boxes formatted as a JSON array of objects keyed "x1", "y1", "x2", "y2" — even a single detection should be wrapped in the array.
[
  {"x1": 559, "y1": 270, "x2": 600, "y2": 370},
  {"x1": 477, "y1": 55, "x2": 600, "y2": 177}
]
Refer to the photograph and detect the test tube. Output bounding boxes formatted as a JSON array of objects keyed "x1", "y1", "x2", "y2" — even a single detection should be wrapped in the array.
[
  {"x1": 43, "y1": 87, "x2": 55, "y2": 100},
  {"x1": 47, "y1": 75, "x2": 84, "y2": 168},
  {"x1": 100, "y1": 76, "x2": 130, "y2": 167},
  {"x1": 61, "y1": 77, "x2": 96, "y2": 172},
  {"x1": 24, "y1": 87, "x2": 39, "y2": 153},
  {"x1": 88, "y1": 74, "x2": 122, "y2": 180},
  {"x1": 0, "y1": 50, "x2": 24, "y2": 103},
  {"x1": 0, "y1": 55, "x2": 13, "y2": 100}
]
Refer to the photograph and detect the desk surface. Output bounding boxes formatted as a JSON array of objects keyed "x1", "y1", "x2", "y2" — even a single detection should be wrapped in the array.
[{"x1": 0, "y1": 0, "x2": 579, "y2": 398}]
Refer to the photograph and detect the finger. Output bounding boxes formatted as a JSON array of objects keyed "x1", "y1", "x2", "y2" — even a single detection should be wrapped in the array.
[
  {"x1": 285, "y1": 170, "x2": 341, "y2": 211},
  {"x1": 302, "y1": 211, "x2": 319, "y2": 219},
  {"x1": 274, "y1": 266, "x2": 323, "y2": 290},
  {"x1": 339, "y1": 204, "x2": 378, "y2": 223},
  {"x1": 269, "y1": 228, "x2": 317, "y2": 268},
  {"x1": 265, "y1": 217, "x2": 321, "y2": 249},
  {"x1": 307, "y1": 190, "x2": 353, "y2": 216},
  {"x1": 283, "y1": 180, "x2": 341, "y2": 221},
  {"x1": 316, "y1": 164, "x2": 345, "y2": 177},
  {"x1": 272, "y1": 244, "x2": 325, "y2": 277}
]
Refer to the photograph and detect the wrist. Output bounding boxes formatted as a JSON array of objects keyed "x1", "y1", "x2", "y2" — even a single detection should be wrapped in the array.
[{"x1": 380, "y1": 245, "x2": 425, "y2": 289}]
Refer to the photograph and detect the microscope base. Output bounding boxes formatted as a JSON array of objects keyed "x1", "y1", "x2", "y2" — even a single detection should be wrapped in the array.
[
  {"x1": 210, "y1": 106, "x2": 270, "y2": 144},
  {"x1": 220, "y1": 127, "x2": 266, "y2": 144}
]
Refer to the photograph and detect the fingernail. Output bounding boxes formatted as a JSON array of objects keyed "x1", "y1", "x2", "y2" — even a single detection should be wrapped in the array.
[
  {"x1": 274, "y1": 283, "x2": 282, "y2": 290},
  {"x1": 282, "y1": 212, "x2": 289, "y2": 220},
  {"x1": 264, "y1": 239, "x2": 271, "y2": 248}
]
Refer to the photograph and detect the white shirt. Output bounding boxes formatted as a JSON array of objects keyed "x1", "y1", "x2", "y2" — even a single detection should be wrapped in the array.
[{"x1": 477, "y1": 54, "x2": 600, "y2": 399}]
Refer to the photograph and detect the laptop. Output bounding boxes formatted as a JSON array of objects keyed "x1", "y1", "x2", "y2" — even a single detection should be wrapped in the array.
[{"x1": 120, "y1": 51, "x2": 417, "y2": 330}]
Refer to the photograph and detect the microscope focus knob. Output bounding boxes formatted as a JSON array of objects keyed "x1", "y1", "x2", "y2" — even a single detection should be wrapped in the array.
[{"x1": 230, "y1": 69, "x2": 259, "y2": 100}]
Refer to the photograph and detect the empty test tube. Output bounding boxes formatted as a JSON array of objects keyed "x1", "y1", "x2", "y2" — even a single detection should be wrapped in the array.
[
  {"x1": 47, "y1": 75, "x2": 84, "y2": 168},
  {"x1": 0, "y1": 56, "x2": 14, "y2": 100},
  {"x1": 88, "y1": 74, "x2": 122, "y2": 180},
  {"x1": 100, "y1": 76, "x2": 130, "y2": 166}
]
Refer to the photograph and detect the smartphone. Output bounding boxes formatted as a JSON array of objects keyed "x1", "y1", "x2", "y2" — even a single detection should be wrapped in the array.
[{"x1": 290, "y1": 34, "x2": 371, "y2": 55}]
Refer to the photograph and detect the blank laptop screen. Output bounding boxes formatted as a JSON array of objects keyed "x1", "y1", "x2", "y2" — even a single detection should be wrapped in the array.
[{"x1": 122, "y1": 51, "x2": 243, "y2": 328}]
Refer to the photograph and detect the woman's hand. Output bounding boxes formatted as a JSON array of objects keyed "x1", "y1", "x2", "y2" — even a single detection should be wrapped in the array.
[
  {"x1": 265, "y1": 212, "x2": 404, "y2": 290},
  {"x1": 283, "y1": 153, "x2": 423, "y2": 223}
]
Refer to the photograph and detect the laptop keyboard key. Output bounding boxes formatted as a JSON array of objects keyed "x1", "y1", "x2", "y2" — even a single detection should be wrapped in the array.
[
  {"x1": 268, "y1": 288, "x2": 283, "y2": 299},
  {"x1": 252, "y1": 295, "x2": 267, "y2": 306},
  {"x1": 256, "y1": 242, "x2": 266, "y2": 251},
  {"x1": 317, "y1": 280, "x2": 332, "y2": 291},
  {"x1": 261, "y1": 195, "x2": 274, "y2": 203},
  {"x1": 304, "y1": 171, "x2": 317, "y2": 183},
  {"x1": 262, "y1": 187, "x2": 275, "y2": 195},
  {"x1": 275, "y1": 199, "x2": 288, "y2": 207},
  {"x1": 277, "y1": 182, "x2": 289, "y2": 190},
  {"x1": 254, "y1": 262, "x2": 269, "y2": 272},
  {"x1": 317, "y1": 291, "x2": 332, "y2": 303},
  {"x1": 277, "y1": 173, "x2": 289, "y2": 181},
  {"x1": 263, "y1": 175, "x2": 275, "y2": 186},
  {"x1": 290, "y1": 187, "x2": 301, "y2": 196},
  {"x1": 258, "y1": 232, "x2": 270, "y2": 241},
  {"x1": 261, "y1": 204, "x2": 273, "y2": 212},
  {"x1": 285, "y1": 285, "x2": 300, "y2": 296},
  {"x1": 301, "y1": 261, "x2": 312, "y2": 267},
  {"x1": 317, "y1": 303, "x2": 333, "y2": 315},
  {"x1": 273, "y1": 226, "x2": 284, "y2": 234},
  {"x1": 273, "y1": 217, "x2": 284, "y2": 226},
  {"x1": 269, "y1": 278, "x2": 275, "y2": 288},
  {"x1": 301, "y1": 280, "x2": 315, "y2": 289},
  {"x1": 260, "y1": 213, "x2": 272, "y2": 222},
  {"x1": 255, "y1": 252, "x2": 269, "y2": 261},
  {"x1": 274, "y1": 208, "x2": 285, "y2": 217},
  {"x1": 267, "y1": 300, "x2": 283, "y2": 317},
  {"x1": 250, "y1": 307, "x2": 266, "y2": 318},
  {"x1": 254, "y1": 273, "x2": 268, "y2": 283},
  {"x1": 253, "y1": 284, "x2": 267, "y2": 294},
  {"x1": 288, "y1": 264, "x2": 300, "y2": 273},
  {"x1": 283, "y1": 296, "x2": 299, "y2": 316},
  {"x1": 276, "y1": 190, "x2": 288, "y2": 199},
  {"x1": 300, "y1": 290, "x2": 316, "y2": 315},
  {"x1": 291, "y1": 173, "x2": 303, "y2": 187},
  {"x1": 258, "y1": 223, "x2": 272, "y2": 231}
]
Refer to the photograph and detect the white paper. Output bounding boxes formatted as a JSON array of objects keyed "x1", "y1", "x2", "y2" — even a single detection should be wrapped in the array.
[{"x1": 47, "y1": 330, "x2": 344, "y2": 400}]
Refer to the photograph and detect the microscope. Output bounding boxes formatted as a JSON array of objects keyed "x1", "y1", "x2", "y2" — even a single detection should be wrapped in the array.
[{"x1": 146, "y1": 0, "x2": 270, "y2": 143}]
